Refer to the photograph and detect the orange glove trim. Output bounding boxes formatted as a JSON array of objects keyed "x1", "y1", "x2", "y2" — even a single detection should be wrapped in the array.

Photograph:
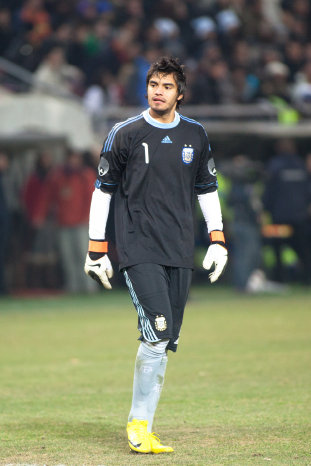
[
  {"x1": 209, "y1": 231, "x2": 225, "y2": 243},
  {"x1": 88, "y1": 240, "x2": 108, "y2": 253}
]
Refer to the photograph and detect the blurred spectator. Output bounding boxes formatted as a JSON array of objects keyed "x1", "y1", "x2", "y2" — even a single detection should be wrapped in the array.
[
  {"x1": 263, "y1": 139, "x2": 311, "y2": 283},
  {"x1": 190, "y1": 15, "x2": 217, "y2": 58},
  {"x1": 22, "y1": 150, "x2": 53, "y2": 223},
  {"x1": 261, "y1": 60, "x2": 300, "y2": 123},
  {"x1": 0, "y1": 7, "x2": 14, "y2": 56},
  {"x1": 216, "y1": 8, "x2": 242, "y2": 55},
  {"x1": 230, "y1": 40, "x2": 254, "y2": 71},
  {"x1": 153, "y1": 17, "x2": 185, "y2": 57},
  {"x1": 225, "y1": 155, "x2": 263, "y2": 291},
  {"x1": 83, "y1": 68, "x2": 122, "y2": 123},
  {"x1": 281, "y1": 0, "x2": 311, "y2": 42},
  {"x1": 19, "y1": 0, "x2": 52, "y2": 47},
  {"x1": 33, "y1": 149, "x2": 96, "y2": 293},
  {"x1": 190, "y1": 55, "x2": 235, "y2": 104},
  {"x1": 292, "y1": 61, "x2": 311, "y2": 106},
  {"x1": 284, "y1": 40, "x2": 305, "y2": 83},
  {"x1": 224, "y1": 153, "x2": 287, "y2": 292},
  {"x1": 33, "y1": 44, "x2": 84, "y2": 96},
  {"x1": 261, "y1": 0, "x2": 287, "y2": 38},
  {"x1": 66, "y1": 19, "x2": 117, "y2": 84},
  {"x1": 0, "y1": 151, "x2": 9, "y2": 295},
  {"x1": 4, "y1": 0, "x2": 52, "y2": 72},
  {"x1": 231, "y1": 66, "x2": 260, "y2": 103},
  {"x1": 76, "y1": 0, "x2": 113, "y2": 20},
  {"x1": 21, "y1": 150, "x2": 58, "y2": 289},
  {"x1": 261, "y1": 61, "x2": 291, "y2": 103}
]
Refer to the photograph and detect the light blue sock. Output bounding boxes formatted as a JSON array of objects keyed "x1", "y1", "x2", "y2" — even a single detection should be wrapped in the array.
[
  {"x1": 128, "y1": 339, "x2": 168, "y2": 431},
  {"x1": 146, "y1": 351, "x2": 168, "y2": 432}
]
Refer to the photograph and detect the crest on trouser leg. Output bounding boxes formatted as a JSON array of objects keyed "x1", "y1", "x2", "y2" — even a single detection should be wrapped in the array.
[{"x1": 155, "y1": 315, "x2": 167, "y2": 331}]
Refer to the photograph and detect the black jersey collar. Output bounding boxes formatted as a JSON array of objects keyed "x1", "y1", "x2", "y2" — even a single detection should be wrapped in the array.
[{"x1": 142, "y1": 109, "x2": 180, "y2": 129}]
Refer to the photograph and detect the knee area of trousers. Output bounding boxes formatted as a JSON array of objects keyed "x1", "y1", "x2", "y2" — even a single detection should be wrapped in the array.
[{"x1": 141, "y1": 339, "x2": 169, "y2": 357}]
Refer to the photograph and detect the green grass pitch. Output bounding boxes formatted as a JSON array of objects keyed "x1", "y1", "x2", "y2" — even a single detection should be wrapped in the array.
[{"x1": 0, "y1": 286, "x2": 310, "y2": 465}]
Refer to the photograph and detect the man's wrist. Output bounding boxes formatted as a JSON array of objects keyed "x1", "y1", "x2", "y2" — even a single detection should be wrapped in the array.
[
  {"x1": 209, "y1": 230, "x2": 226, "y2": 248},
  {"x1": 88, "y1": 239, "x2": 108, "y2": 260}
]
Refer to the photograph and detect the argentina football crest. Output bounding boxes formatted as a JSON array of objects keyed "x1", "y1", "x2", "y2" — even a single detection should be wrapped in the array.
[
  {"x1": 155, "y1": 315, "x2": 167, "y2": 331},
  {"x1": 182, "y1": 145, "x2": 194, "y2": 164}
]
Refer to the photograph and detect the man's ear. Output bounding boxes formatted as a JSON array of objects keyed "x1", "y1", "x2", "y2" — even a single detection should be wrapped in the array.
[{"x1": 177, "y1": 94, "x2": 183, "y2": 102}]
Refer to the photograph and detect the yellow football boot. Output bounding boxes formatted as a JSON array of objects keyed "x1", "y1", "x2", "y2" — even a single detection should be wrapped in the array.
[
  {"x1": 149, "y1": 432, "x2": 174, "y2": 454},
  {"x1": 126, "y1": 419, "x2": 151, "y2": 453}
]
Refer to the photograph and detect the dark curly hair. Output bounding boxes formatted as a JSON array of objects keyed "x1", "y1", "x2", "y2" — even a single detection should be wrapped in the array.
[{"x1": 146, "y1": 56, "x2": 186, "y2": 109}]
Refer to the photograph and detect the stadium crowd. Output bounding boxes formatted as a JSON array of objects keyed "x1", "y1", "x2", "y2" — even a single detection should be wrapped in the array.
[{"x1": 1, "y1": 0, "x2": 311, "y2": 111}]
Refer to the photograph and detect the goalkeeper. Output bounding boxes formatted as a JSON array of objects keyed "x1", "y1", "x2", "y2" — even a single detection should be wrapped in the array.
[{"x1": 85, "y1": 56, "x2": 228, "y2": 454}]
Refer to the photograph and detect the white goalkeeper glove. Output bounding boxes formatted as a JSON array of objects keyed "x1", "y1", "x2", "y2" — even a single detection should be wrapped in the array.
[
  {"x1": 84, "y1": 253, "x2": 114, "y2": 290},
  {"x1": 203, "y1": 231, "x2": 228, "y2": 283}
]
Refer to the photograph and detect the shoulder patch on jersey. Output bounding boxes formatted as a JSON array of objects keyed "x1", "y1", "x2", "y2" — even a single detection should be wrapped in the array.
[
  {"x1": 208, "y1": 157, "x2": 217, "y2": 176},
  {"x1": 182, "y1": 145, "x2": 194, "y2": 164},
  {"x1": 98, "y1": 156, "x2": 109, "y2": 177}
]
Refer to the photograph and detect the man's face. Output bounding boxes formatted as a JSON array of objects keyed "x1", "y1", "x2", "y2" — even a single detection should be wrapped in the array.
[{"x1": 147, "y1": 72, "x2": 182, "y2": 115}]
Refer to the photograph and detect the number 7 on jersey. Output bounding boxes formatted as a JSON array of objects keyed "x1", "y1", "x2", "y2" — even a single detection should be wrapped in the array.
[{"x1": 142, "y1": 142, "x2": 149, "y2": 164}]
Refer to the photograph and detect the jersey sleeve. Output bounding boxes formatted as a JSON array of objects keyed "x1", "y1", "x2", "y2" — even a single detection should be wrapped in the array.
[
  {"x1": 194, "y1": 128, "x2": 218, "y2": 195},
  {"x1": 95, "y1": 125, "x2": 128, "y2": 194}
]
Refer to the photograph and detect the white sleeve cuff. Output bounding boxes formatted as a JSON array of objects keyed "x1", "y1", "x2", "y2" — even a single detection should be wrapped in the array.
[
  {"x1": 197, "y1": 190, "x2": 223, "y2": 233},
  {"x1": 88, "y1": 188, "x2": 112, "y2": 239}
]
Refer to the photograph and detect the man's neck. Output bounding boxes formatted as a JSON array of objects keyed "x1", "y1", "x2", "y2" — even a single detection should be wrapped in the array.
[{"x1": 149, "y1": 108, "x2": 177, "y2": 124}]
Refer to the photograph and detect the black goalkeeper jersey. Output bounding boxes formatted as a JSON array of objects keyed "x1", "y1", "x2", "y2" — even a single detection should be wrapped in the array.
[{"x1": 96, "y1": 109, "x2": 218, "y2": 269}]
